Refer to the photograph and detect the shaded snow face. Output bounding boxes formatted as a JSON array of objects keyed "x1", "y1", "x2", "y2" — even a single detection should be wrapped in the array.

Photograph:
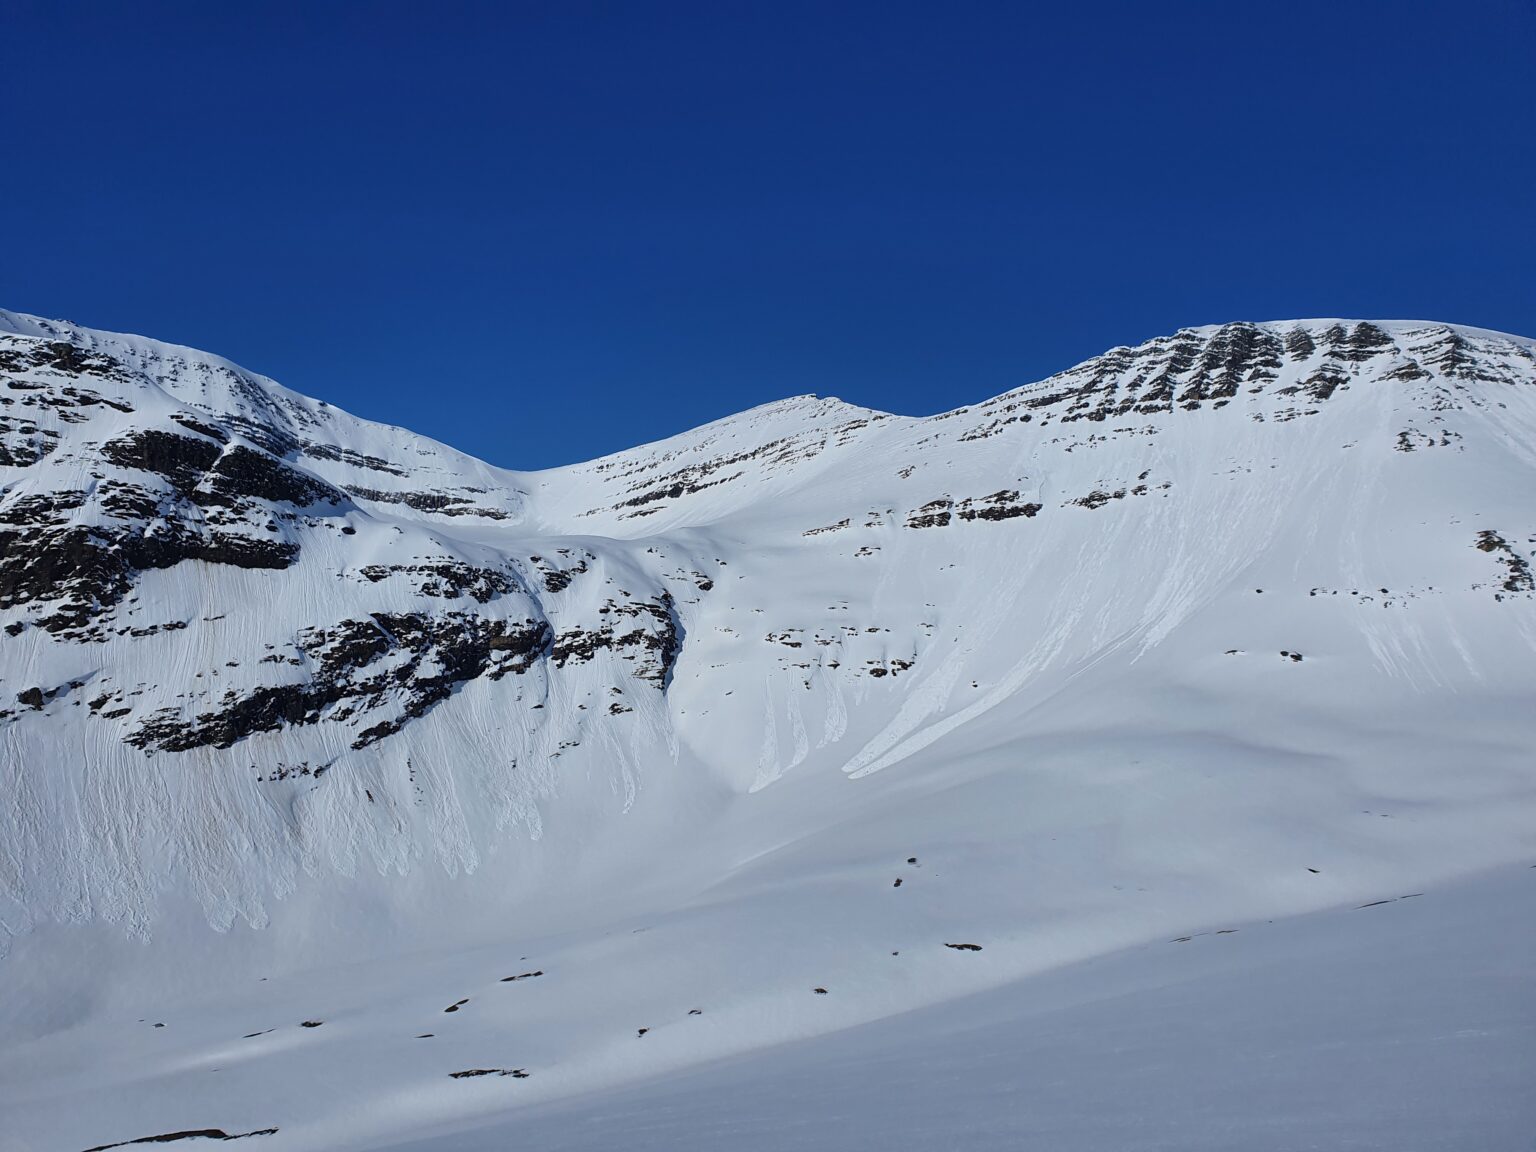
[{"x1": 0, "y1": 312, "x2": 1533, "y2": 943}]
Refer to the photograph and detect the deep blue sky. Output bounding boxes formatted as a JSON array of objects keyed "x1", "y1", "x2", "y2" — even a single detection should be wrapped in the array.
[{"x1": 5, "y1": 2, "x2": 1532, "y2": 469}]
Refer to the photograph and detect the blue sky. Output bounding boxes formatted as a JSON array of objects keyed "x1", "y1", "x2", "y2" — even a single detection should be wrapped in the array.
[{"x1": 4, "y1": 1, "x2": 1532, "y2": 469}]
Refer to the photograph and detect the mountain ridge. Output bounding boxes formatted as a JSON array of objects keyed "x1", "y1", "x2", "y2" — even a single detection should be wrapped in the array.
[
  {"x1": 2, "y1": 308, "x2": 1534, "y2": 942},
  {"x1": 3, "y1": 307, "x2": 1534, "y2": 1151}
]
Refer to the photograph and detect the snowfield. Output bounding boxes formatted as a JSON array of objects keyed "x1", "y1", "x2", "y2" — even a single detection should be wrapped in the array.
[{"x1": 0, "y1": 311, "x2": 1532, "y2": 1150}]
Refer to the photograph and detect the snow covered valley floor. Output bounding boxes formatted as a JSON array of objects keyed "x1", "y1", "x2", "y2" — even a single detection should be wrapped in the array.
[
  {"x1": 385, "y1": 865, "x2": 1536, "y2": 1152},
  {"x1": 5, "y1": 842, "x2": 1532, "y2": 1151},
  {"x1": 6, "y1": 700, "x2": 1533, "y2": 1152},
  {"x1": 1, "y1": 312, "x2": 1533, "y2": 1149}
]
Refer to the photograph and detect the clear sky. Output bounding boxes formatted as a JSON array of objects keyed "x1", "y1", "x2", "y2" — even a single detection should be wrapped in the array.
[{"x1": 4, "y1": 1, "x2": 1532, "y2": 469}]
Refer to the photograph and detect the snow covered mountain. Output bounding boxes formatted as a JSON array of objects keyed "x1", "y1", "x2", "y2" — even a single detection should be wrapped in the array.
[{"x1": 2, "y1": 311, "x2": 1533, "y2": 1151}]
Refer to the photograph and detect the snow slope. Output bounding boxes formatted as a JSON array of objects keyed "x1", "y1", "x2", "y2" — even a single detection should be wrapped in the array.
[
  {"x1": 379, "y1": 863, "x2": 1536, "y2": 1152},
  {"x1": 1, "y1": 312, "x2": 1533, "y2": 1150}
]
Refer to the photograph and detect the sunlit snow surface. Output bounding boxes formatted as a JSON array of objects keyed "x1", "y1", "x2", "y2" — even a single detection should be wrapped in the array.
[{"x1": 0, "y1": 312, "x2": 1532, "y2": 1150}]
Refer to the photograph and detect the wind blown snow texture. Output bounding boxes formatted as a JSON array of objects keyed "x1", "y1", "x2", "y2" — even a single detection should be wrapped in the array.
[{"x1": 1, "y1": 311, "x2": 1533, "y2": 1152}]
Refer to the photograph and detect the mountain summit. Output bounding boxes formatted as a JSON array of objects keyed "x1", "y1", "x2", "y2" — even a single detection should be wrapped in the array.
[{"x1": 3, "y1": 312, "x2": 1534, "y2": 1151}]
